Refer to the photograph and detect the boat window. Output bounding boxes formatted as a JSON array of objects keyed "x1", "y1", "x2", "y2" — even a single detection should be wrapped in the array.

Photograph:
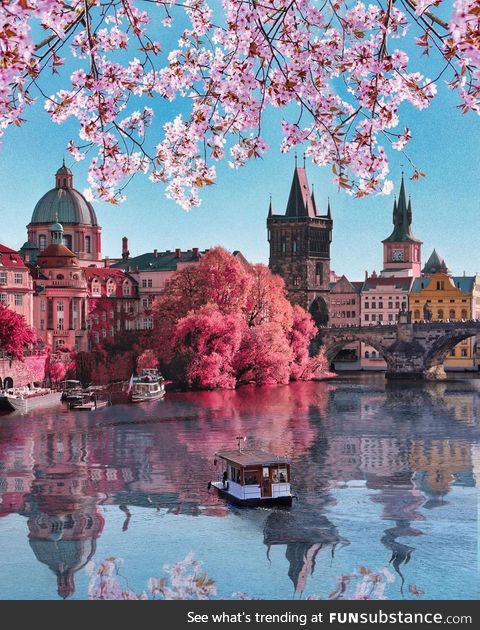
[
  {"x1": 262, "y1": 467, "x2": 269, "y2": 478},
  {"x1": 244, "y1": 473, "x2": 259, "y2": 485}
]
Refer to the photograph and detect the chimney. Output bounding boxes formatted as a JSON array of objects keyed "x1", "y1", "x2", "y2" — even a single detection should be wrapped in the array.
[
  {"x1": 122, "y1": 236, "x2": 129, "y2": 260},
  {"x1": 365, "y1": 270, "x2": 368, "y2": 280},
  {"x1": 153, "y1": 249, "x2": 158, "y2": 258},
  {"x1": 104, "y1": 256, "x2": 110, "y2": 268},
  {"x1": 192, "y1": 247, "x2": 199, "y2": 258},
  {"x1": 175, "y1": 248, "x2": 181, "y2": 258}
]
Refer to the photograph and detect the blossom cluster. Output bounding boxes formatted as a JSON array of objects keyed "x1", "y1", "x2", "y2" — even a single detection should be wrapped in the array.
[{"x1": 0, "y1": 1, "x2": 478, "y2": 206}]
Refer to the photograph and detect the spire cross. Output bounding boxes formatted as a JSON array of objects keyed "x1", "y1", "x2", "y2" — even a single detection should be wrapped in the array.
[{"x1": 303, "y1": 153, "x2": 306, "y2": 169}]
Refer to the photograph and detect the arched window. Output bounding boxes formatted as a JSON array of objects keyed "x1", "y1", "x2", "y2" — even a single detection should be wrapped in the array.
[
  {"x1": 56, "y1": 274, "x2": 64, "y2": 280},
  {"x1": 57, "y1": 300, "x2": 64, "y2": 312},
  {"x1": 371, "y1": 351, "x2": 377, "y2": 358},
  {"x1": 85, "y1": 236, "x2": 91, "y2": 254},
  {"x1": 438, "y1": 309, "x2": 444, "y2": 319},
  {"x1": 281, "y1": 238, "x2": 287, "y2": 254},
  {"x1": 107, "y1": 280, "x2": 116, "y2": 296},
  {"x1": 123, "y1": 282, "x2": 131, "y2": 296},
  {"x1": 365, "y1": 351, "x2": 370, "y2": 358},
  {"x1": 414, "y1": 309, "x2": 420, "y2": 320},
  {"x1": 449, "y1": 309, "x2": 456, "y2": 320},
  {"x1": 292, "y1": 239, "x2": 298, "y2": 253},
  {"x1": 39, "y1": 234, "x2": 47, "y2": 251},
  {"x1": 63, "y1": 178, "x2": 67, "y2": 187},
  {"x1": 461, "y1": 309, "x2": 468, "y2": 319}
]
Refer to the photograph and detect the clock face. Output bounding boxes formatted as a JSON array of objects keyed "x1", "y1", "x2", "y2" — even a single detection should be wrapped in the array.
[{"x1": 392, "y1": 249, "x2": 404, "y2": 262}]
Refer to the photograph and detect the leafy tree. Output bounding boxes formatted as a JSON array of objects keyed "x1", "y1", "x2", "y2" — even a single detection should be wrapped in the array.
[
  {"x1": 0, "y1": 304, "x2": 36, "y2": 360},
  {"x1": 0, "y1": 1, "x2": 477, "y2": 206}
]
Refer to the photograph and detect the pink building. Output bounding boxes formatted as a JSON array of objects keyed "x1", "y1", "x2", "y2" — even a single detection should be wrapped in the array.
[
  {"x1": 22, "y1": 162, "x2": 102, "y2": 267},
  {"x1": 0, "y1": 243, "x2": 33, "y2": 326},
  {"x1": 328, "y1": 275, "x2": 362, "y2": 367},
  {"x1": 84, "y1": 267, "x2": 140, "y2": 346},
  {"x1": 32, "y1": 222, "x2": 89, "y2": 352}
]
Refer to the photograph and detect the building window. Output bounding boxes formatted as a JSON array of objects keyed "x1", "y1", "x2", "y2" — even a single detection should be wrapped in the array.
[
  {"x1": 436, "y1": 281, "x2": 444, "y2": 290},
  {"x1": 450, "y1": 349, "x2": 456, "y2": 357},
  {"x1": 14, "y1": 273, "x2": 23, "y2": 284},
  {"x1": 461, "y1": 309, "x2": 468, "y2": 319},
  {"x1": 293, "y1": 276, "x2": 300, "y2": 287},
  {"x1": 107, "y1": 281, "x2": 115, "y2": 296},
  {"x1": 388, "y1": 302, "x2": 393, "y2": 309},
  {"x1": 57, "y1": 318, "x2": 64, "y2": 331},
  {"x1": 0, "y1": 271, "x2": 7, "y2": 284},
  {"x1": 371, "y1": 314, "x2": 377, "y2": 321},
  {"x1": 388, "y1": 313, "x2": 394, "y2": 321},
  {"x1": 378, "y1": 302, "x2": 383, "y2": 309},
  {"x1": 94, "y1": 332, "x2": 99, "y2": 343},
  {"x1": 438, "y1": 309, "x2": 444, "y2": 319},
  {"x1": 41, "y1": 299, "x2": 46, "y2": 312},
  {"x1": 102, "y1": 328, "x2": 107, "y2": 338},
  {"x1": 372, "y1": 302, "x2": 376, "y2": 309},
  {"x1": 85, "y1": 236, "x2": 91, "y2": 254},
  {"x1": 364, "y1": 314, "x2": 369, "y2": 322},
  {"x1": 39, "y1": 235, "x2": 47, "y2": 251},
  {"x1": 14, "y1": 294, "x2": 23, "y2": 306},
  {"x1": 371, "y1": 351, "x2": 377, "y2": 358},
  {"x1": 0, "y1": 293, "x2": 7, "y2": 304},
  {"x1": 365, "y1": 302, "x2": 369, "y2": 309},
  {"x1": 102, "y1": 311, "x2": 107, "y2": 321},
  {"x1": 292, "y1": 239, "x2": 298, "y2": 253},
  {"x1": 142, "y1": 297, "x2": 152, "y2": 309},
  {"x1": 365, "y1": 351, "x2": 370, "y2": 358},
  {"x1": 315, "y1": 262, "x2": 323, "y2": 285},
  {"x1": 414, "y1": 309, "x2": 420, "y2": 320},
  {"x1": 461, "y1": 348, "x2": 468, "y2": 357},
  {"x1": 144, "y1": 317, "x2": 154, "y2": 330},
  {"x1": 110, "y1": 310, "x2": 114, "y2": 319},
  {"x1": 40, "y1": 319, "x2": 45, "y2": 330},
  {"x1": 281, "y1": 238, "x2": 287, "y2": 254},
  {"x1": 123, "y1": 282, "x2": 131, "y2": 296},
  {"x1": 378, "y1": 314, "x2": 383, "y2": 322},
  {"x1": 449, "y1": 309, "x2": 456, "y2": 319}
]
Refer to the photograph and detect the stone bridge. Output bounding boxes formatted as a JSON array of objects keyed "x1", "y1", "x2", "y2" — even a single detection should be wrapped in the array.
[{"x1": 318, "y1": 320, "x2": 480, "y2": 380}]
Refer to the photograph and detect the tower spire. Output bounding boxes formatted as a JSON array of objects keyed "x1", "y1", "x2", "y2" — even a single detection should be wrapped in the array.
[
  {"x1": 327, "y1": 197, "x2": 332, "y2": 220},
  {"x1": 268, "y1": 193, "x2": 273, "y2": 217}
]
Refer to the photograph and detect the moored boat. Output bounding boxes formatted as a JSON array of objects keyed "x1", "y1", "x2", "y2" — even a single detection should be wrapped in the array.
[
  {"x1": 2, "y1": 387, "x2": 63, "y2": 413},
  {"x1": 129, "y1": 369, "x2": 165, "y2": 403},
  {"x1": 209, "y1": 445, "x2": 293, "y2": 507}
]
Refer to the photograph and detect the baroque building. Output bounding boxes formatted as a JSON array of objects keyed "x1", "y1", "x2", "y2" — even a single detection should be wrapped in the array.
[
  {"x1": 267, "y1": 163, "x2": 332, "y2": 326},
  {"x1": 0, "y1": 243, "x2": 34, "y2": 327}
]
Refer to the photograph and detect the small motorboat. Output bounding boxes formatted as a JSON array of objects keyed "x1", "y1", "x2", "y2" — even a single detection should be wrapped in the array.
[
  {"x1": 60, "y1": 379, "x2": 84, "y2": 402},
  {"x1": 70, "y1": 392, "x2": 111, "y2": 410},
  {"x1": 209, "y1": 442, "x2": 293, "y2": 507},
  {"x1": 129, "y1": 369, "x2": 165, "y2": 403}
]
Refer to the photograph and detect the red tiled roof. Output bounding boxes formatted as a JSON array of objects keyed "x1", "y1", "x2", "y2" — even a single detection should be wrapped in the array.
[
  {"x1": 84, "y1": 268, "x2": 126, "y2": 279},
  {"x1": 0, "y1": 243, "x2": 27, "y2": 268},
  {"x1": 363, "y1": 277, "x2": 412, "y2": 290}
]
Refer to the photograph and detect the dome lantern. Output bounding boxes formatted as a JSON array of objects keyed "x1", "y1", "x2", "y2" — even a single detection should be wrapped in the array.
[
  {"x1": 51, "y1": 219, "x2": 64, "y2": 245},
  {"x1": 56, "y1": 159, "x2": 73, "y2": 189}
]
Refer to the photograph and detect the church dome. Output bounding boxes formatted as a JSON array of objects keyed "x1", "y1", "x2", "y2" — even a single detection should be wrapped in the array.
[{"x1": 30, "y1": 163, "x2": 98, "y2": 226}]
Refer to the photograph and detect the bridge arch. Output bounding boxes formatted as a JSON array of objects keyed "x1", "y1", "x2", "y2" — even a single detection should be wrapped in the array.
[
  {"x1": 423, "y1": 328, "x2": 478, "y2": 374},
  {"x1": 321, "y1": 331, "x2": 393, "y2": 365}
]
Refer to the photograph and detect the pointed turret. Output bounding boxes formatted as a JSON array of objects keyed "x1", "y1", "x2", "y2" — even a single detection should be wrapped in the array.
[
  {"x1": 326, "y1": 198, "x2": 332, "y2": 220},
  {"x1": 268, "y1": 194, "x2": 273, "y2": 217},
  {"x1": 383, "y1": 174, "x2": 421, "y2": 243},
  {"x1": 422, "y1": 249, "x2": 449, "y2": 276},
  {"x1": 310, "y1": 184, "x2": 317, "y2": 216},
  {"x1": 285, "y1": 167, "x2": 317, "y2": 218}
]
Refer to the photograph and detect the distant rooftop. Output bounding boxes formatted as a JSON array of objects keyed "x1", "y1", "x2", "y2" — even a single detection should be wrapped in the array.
[{"x1": 112, "y1": 248, "x2": 206, "y2": 272}]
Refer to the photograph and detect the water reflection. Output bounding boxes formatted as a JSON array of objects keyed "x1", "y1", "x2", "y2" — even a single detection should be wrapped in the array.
[{"x1": 0, "y1": 376, "x2": 478, "y2": 599}]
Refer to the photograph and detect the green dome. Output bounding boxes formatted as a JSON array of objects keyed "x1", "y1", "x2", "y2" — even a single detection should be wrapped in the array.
[{"x1": 31, "y1": 188, "x2": 98, "y2": 226}]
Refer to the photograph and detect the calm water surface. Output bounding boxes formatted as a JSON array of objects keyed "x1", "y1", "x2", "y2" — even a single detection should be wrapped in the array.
[{"x1": 0, "y1": 374, "x2": 478, "y2": 600}]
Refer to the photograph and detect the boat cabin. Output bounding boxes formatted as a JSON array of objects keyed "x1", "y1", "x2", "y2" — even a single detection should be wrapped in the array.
[{"x1": 212, "y1": 449, "x2": 292, "y2": 506}]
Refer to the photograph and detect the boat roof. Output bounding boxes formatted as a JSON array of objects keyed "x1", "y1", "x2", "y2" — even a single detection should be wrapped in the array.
[{"x1": 215, "y1": 449, "x2": 290, "y2": 467}]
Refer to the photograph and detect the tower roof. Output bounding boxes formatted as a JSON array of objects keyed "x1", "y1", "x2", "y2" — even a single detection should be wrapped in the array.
[
  {"x1": 285, "y1": 167, "x2": 317, "y2": 218},
  {"x1": 382, "y1": 175, "x2": 421, "y2": 243},
  {"x1": 421, "y1": 249, "x2": 449, "y2": 275}
]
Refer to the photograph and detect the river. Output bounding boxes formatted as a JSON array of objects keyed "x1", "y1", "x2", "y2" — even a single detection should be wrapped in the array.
[{"x1": 0, "y1": 374, "x2": 478, "y2": 600}]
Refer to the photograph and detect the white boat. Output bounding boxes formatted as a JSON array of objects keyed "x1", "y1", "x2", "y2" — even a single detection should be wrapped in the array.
[
  {"x1": 130, "y1": 369, "x2": 165, "y2": 403},
  {"x1": 209, "y1": 446, "x2": 293, "y2": 507},
  {"x1": 3, "y1": 387, "x2": 63, "y2": 413}
]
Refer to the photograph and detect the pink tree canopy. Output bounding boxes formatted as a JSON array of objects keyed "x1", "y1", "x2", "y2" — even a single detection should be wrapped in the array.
[
  {"x1": 0, "y1": 1, "x2": 478, "y2": 206},
  {"x1": 0, "y1": 304, "x2": 36, "y2": 360}
]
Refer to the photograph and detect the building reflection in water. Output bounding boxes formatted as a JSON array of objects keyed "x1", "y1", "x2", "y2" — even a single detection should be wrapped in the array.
[{"x1": 0, "y1": 377, "x2": 478, "y2": 598}]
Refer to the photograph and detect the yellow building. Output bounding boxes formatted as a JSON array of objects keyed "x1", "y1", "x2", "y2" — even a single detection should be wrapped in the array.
[{"x1": 409, "y1": 250, "x2": 479, "y2": 370}]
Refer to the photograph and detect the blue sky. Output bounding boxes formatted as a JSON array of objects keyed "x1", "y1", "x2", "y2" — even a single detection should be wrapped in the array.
[{"x1": 0, "y1": 5, "x2": 479, "y2": 280}]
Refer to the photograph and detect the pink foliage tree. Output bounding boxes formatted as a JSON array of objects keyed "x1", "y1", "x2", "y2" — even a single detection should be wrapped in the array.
[
  {"x1": 152, "y1": 247, "x2": 332, "y2": 389},
  {"x1": 137, "y1": 349, "x2": 159, "y2": 373},
  {"x1": 0, "y1": 2, "x2": 478, "y2": 206},
  {"x1": 173, "y1": 304, "x2": 245, "y2": 389},
  {"x1": 0, "y1": 304, "x2": 36, "y2": 360}
]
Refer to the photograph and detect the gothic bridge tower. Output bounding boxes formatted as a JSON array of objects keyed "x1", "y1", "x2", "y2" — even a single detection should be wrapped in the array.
[{"x1": 267, "y1": 163, "x2": 332, "y2": 326}]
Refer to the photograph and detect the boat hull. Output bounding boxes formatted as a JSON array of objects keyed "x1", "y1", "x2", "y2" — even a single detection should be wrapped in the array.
[
  {"x1": 212, "y1": 485, "x2": 292, "y2": 507},
  {"x1": 4, "y1": 391, "x2": 62, "y2": 413},
  {"x1": 130, "y1": 392, "x2": 165, "y2": 403}
]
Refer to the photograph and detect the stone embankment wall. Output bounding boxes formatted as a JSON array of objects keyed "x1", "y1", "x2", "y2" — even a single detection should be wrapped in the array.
[{"x1": 0, "y1": 355, "x2": 48, "y2": 388}]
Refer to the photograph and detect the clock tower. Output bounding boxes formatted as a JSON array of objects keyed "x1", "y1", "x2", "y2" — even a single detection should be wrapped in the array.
[{"x1": 381, "y1": 175, "x2": 422, "y2": 278}]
